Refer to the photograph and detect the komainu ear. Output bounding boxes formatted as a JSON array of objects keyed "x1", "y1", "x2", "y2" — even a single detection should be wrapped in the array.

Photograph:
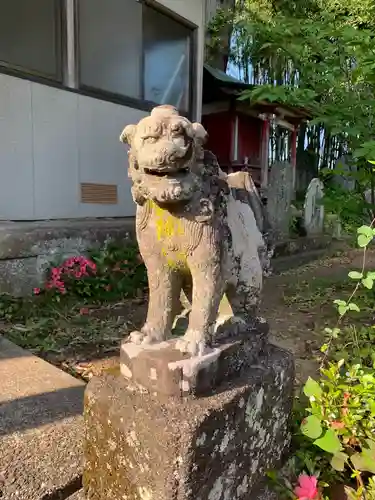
[
  {"x1": 120, "y1": 124, "x2": 136, "y2": 145},
  {"x1": 192, "y1": 122, "x2": 208, "y2": 146}
]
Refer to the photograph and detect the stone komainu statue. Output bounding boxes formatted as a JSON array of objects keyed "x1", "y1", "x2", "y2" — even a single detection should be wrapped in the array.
[{"x1": 120, "y1": 105, "x2": 273, "y2": 356}]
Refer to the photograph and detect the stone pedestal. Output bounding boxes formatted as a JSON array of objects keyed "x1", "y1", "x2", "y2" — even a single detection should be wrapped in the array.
[{"x1": 83, "y1": 335, "x2": 294, "y2": 500}]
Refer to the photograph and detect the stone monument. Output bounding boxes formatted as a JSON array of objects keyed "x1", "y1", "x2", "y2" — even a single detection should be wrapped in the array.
[
  {"x1": 304, "y1": 178, "x2": 325, "y2": 235},
  {"x1": 83, "y1": 105, "x2": 294, "y2": 500},
  {"x1": 266, "y1": 161, "x2": 294, "y2": 241},
  {"x1": 333, "y1": 155, "x2": 356, "y2": 192}
]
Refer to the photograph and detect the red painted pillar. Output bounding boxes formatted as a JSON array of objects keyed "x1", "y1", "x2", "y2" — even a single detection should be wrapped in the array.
[
  {"x1": 261, "y1": 118, "x2": 270, "y2": 189},
  {"x1": 291, "y1": 127, "x2": 297, "y2": 190}
]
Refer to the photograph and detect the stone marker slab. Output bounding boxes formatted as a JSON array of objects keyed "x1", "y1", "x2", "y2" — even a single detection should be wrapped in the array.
[
  {"x1": 267, "y1": 161, "x2": 294, "y2": 240},
  {"x1": 0, "y1": 336, "x2": 85, "y2": 500},
  {"x1": 84, "y1": 344, "x2": 294, "y2": 500},
  {"x1": 304, "y1": 178, "x2": 325, "y2": 235}
]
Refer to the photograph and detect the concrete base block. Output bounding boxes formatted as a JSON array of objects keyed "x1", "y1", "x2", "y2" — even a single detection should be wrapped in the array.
[{"x1": 83, "y1": 344, "x2": 294, "y2": 500}]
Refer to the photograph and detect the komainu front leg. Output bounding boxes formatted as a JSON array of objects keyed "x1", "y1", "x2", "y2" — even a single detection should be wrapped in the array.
[
  {"x1": 176, "y1": 261, "x2": 224, "y2": 356},
  {"x1": 130, "y1": 262, "x2": 177, "y2": 345}
]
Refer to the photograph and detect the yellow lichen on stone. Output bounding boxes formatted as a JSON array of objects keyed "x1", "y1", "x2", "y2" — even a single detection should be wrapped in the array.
[
  {"x1": 162, "y1": 248, "x2": 188, "y2": 270},
  {"x1": 152, "y1": 201, "x2": 185, "y2": 242},
  {"x1": 149, "y1": 201, "x2": 188, "y2": 269}
]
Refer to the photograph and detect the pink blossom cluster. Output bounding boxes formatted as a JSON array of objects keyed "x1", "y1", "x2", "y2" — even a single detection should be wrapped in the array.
[
  {"x1": 34, "y1": 256, "x2": 96, "y2": 295},
  {"x1": 295, "y1": 475, "x2": 319, "y2": 500}
]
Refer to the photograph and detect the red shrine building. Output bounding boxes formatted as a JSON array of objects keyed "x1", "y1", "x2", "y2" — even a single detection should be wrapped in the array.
[{"x1": 201, "y1": 65, "x2": 310, "y2": 192}]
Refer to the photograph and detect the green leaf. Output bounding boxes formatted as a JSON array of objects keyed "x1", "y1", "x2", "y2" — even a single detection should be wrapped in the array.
[
  {"x1": 331, "y1": 452, "x2": 348, "y2": 472},
  {"x1": 320, "y1": 343, "x2": 329, "y2": 353},
  {"x1": 362, "y1": 277, "x2": 374, "y2": 290},
  {"x1": 314, "y1": 429, "x2": 342, "y2": 455},
  {"x1": 351, "y1": 451, "x2": 375, "y2": 474},
  {"x1": 357, "y1": 226, "x2": 373, "y2": 248},
  {"x1": 358, "y1": 225, "x2": 373, "y2": 237},
  {"x1": 358, "y1": 234, "x2": 372, "y2": 248},
  {"x1": 348, "y1": 271, "x2": 363, "y2": 280},
  {"x1": 301, "y1": 415, "x2": 323, "y2": 439},
  {"x1": 332, "y1": 328, "x2": 341, "y2": 338},
  {"x1": 368, "y1": 160, "x2": 375, "y2": 165},
  {"x1": 348, "y1": 302, "x2": 360, "y2": 312},
  {"x1": 304, "y1": 377, "x2": 323, "y2": 399},
  {"x1": 338, "y1": 305, "x2": 349, "y2": 316},
  {"x1": 333, "y1": 299, "x2": 347, "y2": 306}
]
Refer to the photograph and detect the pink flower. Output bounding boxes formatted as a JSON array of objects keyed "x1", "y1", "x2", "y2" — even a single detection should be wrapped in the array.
[
  {"x1": 33, "y1": 287, "x2": 41, "y2": 295},
  {"x1": 294, "y1": 475, "x2": 319, "y2": 500},
  {"x1": 331, "y1": 420, "x2": 345, "y2": 429},
  {"x1": 80, "y1": 307, "x2": 89, "y2": 315}
]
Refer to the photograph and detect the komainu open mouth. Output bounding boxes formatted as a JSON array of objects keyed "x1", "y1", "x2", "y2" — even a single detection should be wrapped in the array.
[{"x1": 144, "y1": 166, "x2": 190, "y2": 178}]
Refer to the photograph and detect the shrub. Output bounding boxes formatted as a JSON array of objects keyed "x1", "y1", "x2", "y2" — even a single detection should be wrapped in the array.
[{"x1": 34, "y1": 241, "x2": 147, "y2": 303}]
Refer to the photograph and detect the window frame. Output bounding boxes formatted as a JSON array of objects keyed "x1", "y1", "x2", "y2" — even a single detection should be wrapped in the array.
[
  {"x1": 76, "y1": 0, "x2": 196, "y2": 117},
  {"x1": 0, "y1": 0, "x2": 197, "y2": 118},
  {"x1": 0, "y1": 0, "x2": 64, "y2": 83}
]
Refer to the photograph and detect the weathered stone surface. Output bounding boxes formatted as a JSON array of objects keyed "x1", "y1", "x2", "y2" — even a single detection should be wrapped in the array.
[
  {"x1": 68, "y1": 491, "x2": 86, "y2": 499},
  {"x1": 84, "y1": 344, "x2": 294, "y2": 500},
  {"x1": 120, "y1": 324, "x2": 269, "y2": 398},
  {"x1": 120, "y1": 105, "x2": 270, "y2": 357},
  {"x1": 304, "y1": 178, "x2": 325, "y2": 235},
  {"x1": 256, "y1": 485, "x2": 280, "y2": 499},
  {"x1": 0, "y1": 218, "x2": 135, "y2": 260},
  {"x1": 333, "y1": 155, "x2": 356, "y2": 192},
  {"x1": 0, "y1": 336, "x2": 84, "y2": 500},
  {"x1": 267, "y1": 161, "x2": 294, "y2": 240},
  {"x1": 0, "y1": 218, "x2": 134, "y2": 296}
]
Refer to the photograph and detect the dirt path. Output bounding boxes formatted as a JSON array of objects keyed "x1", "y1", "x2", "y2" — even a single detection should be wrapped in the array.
[
  {"x1": 263, "y1": 248, "x2": 375, "y2": 383},
  {"x1": 6, "y1": 248, "x2": 374, "y2": 384}
]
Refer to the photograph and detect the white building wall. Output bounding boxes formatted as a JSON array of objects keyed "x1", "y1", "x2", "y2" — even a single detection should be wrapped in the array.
[{"x1": 0, "y1": 0, "x2": 205, "y2": 221}]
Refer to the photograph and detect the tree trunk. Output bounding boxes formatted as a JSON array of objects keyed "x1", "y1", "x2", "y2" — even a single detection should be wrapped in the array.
[{"x1": 205, "y1": 0, "x2": 236, "y2": 72}]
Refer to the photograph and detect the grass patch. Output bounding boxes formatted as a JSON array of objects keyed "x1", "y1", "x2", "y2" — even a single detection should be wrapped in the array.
[
  {"x1": 0, "y1": 297, "x2": 140, "y2": 359},
  {"x1": 0, "y1": 241, "x2": 147, "y2": 362},
  {"x1": 282, "y1": 276, "x2": 351, "y2": 309}
]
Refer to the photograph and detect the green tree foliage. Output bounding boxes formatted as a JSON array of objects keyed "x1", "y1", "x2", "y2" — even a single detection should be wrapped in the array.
[
  {"x1": 214, "y1": 0, "x2": 375, "y2": 209},
  {"x1": 236, "y1": 7, "x2": 375, "y2": 157}
]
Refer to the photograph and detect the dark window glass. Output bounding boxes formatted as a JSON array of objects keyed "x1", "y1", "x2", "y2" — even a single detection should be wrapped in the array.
[
  {"x1": 143, "y1": 5, "x2": 191, "y2": 112},
  {"x1": 0, "y1": 0, "x2": 62, "y2": 80},
  {"x1": 79, "y1": 0, "x2": 142, "y2": 98}
]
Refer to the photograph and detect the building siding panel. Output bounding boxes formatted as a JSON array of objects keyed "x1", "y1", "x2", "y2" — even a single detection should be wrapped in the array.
[{"x1": 0, "y1": 74, "x2": 34, "y2": 219}]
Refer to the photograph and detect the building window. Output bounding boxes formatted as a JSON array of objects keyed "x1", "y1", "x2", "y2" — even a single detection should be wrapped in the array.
[
  {"x1": 78, "y1": 0, "x2": 143, "y2": 99},
  {"x1": 0, "y1": 0, "x2": 62, "y2": 80},
  {"x1": 143, "y1": 5, "x2": 191, "y2": 112},
  {"x1": 78, "y1": 0, "x2": 193, "y2": 113},
  {"x1": 0, "y1": 0, "x2": 195, "y2": 114}
]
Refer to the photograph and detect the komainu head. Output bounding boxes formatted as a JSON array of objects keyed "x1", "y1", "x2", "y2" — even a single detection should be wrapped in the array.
[{"x1": 120, "y1": 105, "x2": 208, "y2": 204}]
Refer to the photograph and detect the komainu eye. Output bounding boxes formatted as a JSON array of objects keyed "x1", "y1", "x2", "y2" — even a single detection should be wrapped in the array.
[
  {"x1": 143, "y1": 136, "x2": 158, "y2": 144},
  {"x1": 171, "y1": 123, "x2": 183, "y2": 135}
]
